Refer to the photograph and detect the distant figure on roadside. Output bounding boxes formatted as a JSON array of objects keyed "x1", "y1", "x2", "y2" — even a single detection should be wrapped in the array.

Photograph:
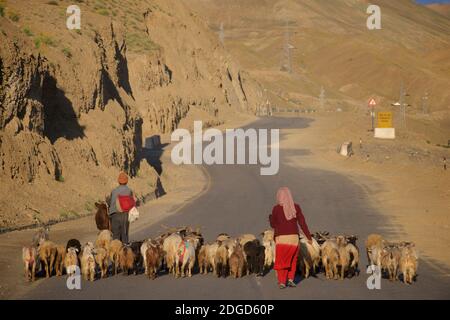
[
  {"x1": 444, "y1": 157, "x2": 447, "y2": 170},
  {"x1": 109, "y1": 172, "x2": 135, "y2": 244},
  {"x1": 269, "y1": 187, "x2": 312, "y2": 289},
  {"x1": 359, "y1": 137, "x2": 363, "y2": 149}
]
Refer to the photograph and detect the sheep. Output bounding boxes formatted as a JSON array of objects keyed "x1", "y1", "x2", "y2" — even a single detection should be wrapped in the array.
[
  {"x1": 262, "y1": 239, "x2": 275, "y2": 271},
  {"x1": 261, "y1": 230, "x2": 274, "y2": 243},
  {"x1": 22, "y1": 246, "x2": 37, "y2": 282},
  {"x1": 229, "y1": 243, "x2": 245, "y2": 278},
  {"x1": 32, "y1": 226, "x2": 50, "y2": 247},
  {"x1": 336, "y1": 236, "x2": 350, "y2": 280},
  {"x1": 222, "y1": 238, "x2": 237, "y2": 258},
  {"x1": 321, "y1": 240, "x2": 339, "y2": 280},
  {"x1": 175, "y1": 238, "x2": 196, "y2": 278},
  {"x1": 109, "y1": 239, "x2": 123, "y2": 275},
  {"x1": 66, "y1": 239, "x2": 81, "y2": 255},
  {"x1": 119, "y1": 245, "x2": 135, "y2": 275},
  {"x1": 399, "y1": 245, "x2": 418, "y2": 284},
  {"x1": 298, "y1": 236, "x2": 321, "y2": 279},
  {"x1": 64, "y1": 247, "x2": 79, "y2": 277},
  {"x1": 38, "y1": 240, "x2": 57, "y2": 278},
  {"x1": 81, "y1": 242, "x2": 96, "y2": 281},
  {"x1": 205, "y1": 243, "x2": 220, "y2": 275},
  {"x1": 140, "y1": 239, "x2": 152, "y2": 274},
  {"x1": 95, "y1": 230, "x2": 113, "y2": 251},
  {"x1": 243, "y1": 239, "x2": 265, "y2": 276},
  {"x1": 93, "y1": 247, "x2": 109, "y2": 278},
  {"x1": 145, "y1": 242, "x2": 163, "y2": 279},
  {"x1": 215, "y1": 242, "x2": 229, "y2": 278},
  {"x1": 366, "y1": 234, "x2": 384, "y2": 267},
  {"x1": 54, "y1": 245, "x2": 66, "y2": 276},
  {"x1": 162, "y1": 233, "x2": 183, "y2": 275}
]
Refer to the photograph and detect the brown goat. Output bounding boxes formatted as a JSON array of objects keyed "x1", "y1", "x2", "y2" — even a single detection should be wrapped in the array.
[
  {"x1": 55, "y1": 245, "x2": 66, "y2": 276},
  {"x1": 95, "y1": 202, "x2": 111, "y2": 231},
  {"x1": 119, "y1": 245, "x2": 135, "y2": 275},
  {"x1": 109, "y1": 239, "x2": 123, "y2": 275},
  {"x1": 145, "y1": 244, "x2": 162, "y2": 280},
  {"x1": 229, "y1": 244, "x2": 245, "y2": 278},
  {"x1": 38, "y1": 240, "x2": 57, "y2": 278}
]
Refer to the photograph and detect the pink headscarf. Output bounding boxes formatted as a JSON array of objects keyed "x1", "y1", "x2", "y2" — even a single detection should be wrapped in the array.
[{"x1": 277, "y1": 187, "x2": 296, "y2": 220}]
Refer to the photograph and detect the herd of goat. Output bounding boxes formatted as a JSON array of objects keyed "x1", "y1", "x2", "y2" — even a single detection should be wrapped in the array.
[{"x1": 22, "y1": 227, "x2": 419, "y2": 285}]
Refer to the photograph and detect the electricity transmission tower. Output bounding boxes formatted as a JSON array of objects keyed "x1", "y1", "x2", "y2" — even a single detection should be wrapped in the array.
[
  {"x1": 422, "y1": 92, "x2": 429, "y2": 114},
  {"x1": 219, "y1": 22, "x2": 224, "y2": 45},
  {"x1": 319, "y1": 86, "x2": 326, "y2": 109},
  {"x1": 399, "y1": 81, "x2": 409, "y2": 129},
  {"x1": 281, "y1": 20, "x2": 294, "y2": 73}
]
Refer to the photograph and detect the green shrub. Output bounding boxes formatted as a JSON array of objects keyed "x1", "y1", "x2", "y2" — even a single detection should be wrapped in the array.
[
  {"x1": 34, "y1": 38, "x2": 41, "y2": 49},
  {"x1": 35, "y1": 34, "x2": 57, "y2": 48},
  {"x1": 0, "y1": 4, "x2": 4, "y2": 17},
  {"x1": 8, "y1": 11, "x2": 20, "y2": 22},
  {"x1": 62, "y1": 47, "x2": 72, "y2": 58},
  {"x1": 23, "y1": 27, "x2": 33, "y2": 37},
  {"x1": 46, "y1": 0, "x2": 58, "y2": 5}
]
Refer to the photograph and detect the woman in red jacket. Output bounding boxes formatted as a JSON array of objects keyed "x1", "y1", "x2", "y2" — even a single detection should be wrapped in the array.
[{"x1": 269, "y1": 187, "x2": 312, "y2": 289}]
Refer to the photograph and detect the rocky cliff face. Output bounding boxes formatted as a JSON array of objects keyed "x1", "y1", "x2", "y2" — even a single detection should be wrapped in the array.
[{"x1": 0, "y1": 0, "x2": 264, "y2": 229}]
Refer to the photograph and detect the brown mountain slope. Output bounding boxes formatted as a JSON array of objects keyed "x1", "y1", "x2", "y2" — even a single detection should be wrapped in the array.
[
  {"x1": 426, "y1": 3, "x2": 450, "y2": 19},
  {"x1": 190, "y1": 0, "x2": 450, "y2": 119},
  {"x1": 0, "y1": 0, "x2": 263, "y2": 230}
]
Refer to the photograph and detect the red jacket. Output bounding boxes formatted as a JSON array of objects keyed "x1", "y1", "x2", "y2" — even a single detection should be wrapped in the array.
[{"x1": 269, "y1": 204, "x2": 312, "y2": 240}]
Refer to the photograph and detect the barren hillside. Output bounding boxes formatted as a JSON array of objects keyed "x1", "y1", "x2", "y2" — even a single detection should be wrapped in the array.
[
  {"x1": 0, "y1": 0, "x2": 264, "y2": 230},
  {"x1": 190, "y1": 0, "x2": 450, "y2": 139},
  {"x1": 427, "y1": 3, "x2": 450, "y2": 19}
]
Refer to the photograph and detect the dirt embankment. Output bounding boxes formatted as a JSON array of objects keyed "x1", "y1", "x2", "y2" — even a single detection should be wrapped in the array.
[{"x1": 0, "y1": 0, "x2": 265, "y2": 230}]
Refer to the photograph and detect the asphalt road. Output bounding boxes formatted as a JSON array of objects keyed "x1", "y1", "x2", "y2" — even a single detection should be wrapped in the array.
[{"x1": 22, "y1": 117, "x2": 450, "y2": 299}]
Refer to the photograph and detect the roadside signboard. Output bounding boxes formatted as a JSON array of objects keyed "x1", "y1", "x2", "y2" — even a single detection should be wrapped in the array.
[
  {"x1": 368, "y1": 98, "x2": 377, "y2": 107},
  {"x1": 377, "y1": 112, "x2": 393, "y2": 128}
]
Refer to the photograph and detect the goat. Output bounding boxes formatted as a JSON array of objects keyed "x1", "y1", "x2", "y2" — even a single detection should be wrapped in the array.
[
  {"x1": 38, "y1": 240, "x2": 57, "y2": 278},
  {"x1": 54, "y1": 245, "x2": 66, "y2": 276},
  {"x1": 22, "y1": 246, "x2": 37, "y2": 282},
  {"x1": 321, "y1": 240, "x2": 339, "y2": 280},
  {"x1": 64, "y1": 247, "x2": 79, "y2": 277},
  {"x1": 109, "y1": 239, "x2": 123, "y2": 275},
  {"x1": 93, "y1": 247, "x2": 109, "y2": 278},
  {"x1": 95, "y1": 230, "x2": 112, "y2": 251},
  {"x1": 175, "y1": 238, "x2": 196, "y2": 278},
  {"x1": 80, "y1": 242, "x2": 96, "y2": 281},
  {"x1": 229, "y1": 243, "x2": 246, "y2": 278},
  {"x1": 119, "y1": 245, "x2": 135, "y2": 275},
  {"x1": 215, "y1": 242, "x2": 229, "y2": 278},
  {"x1": 95, "y1": 201, "x2": 111, "y2": 231}
]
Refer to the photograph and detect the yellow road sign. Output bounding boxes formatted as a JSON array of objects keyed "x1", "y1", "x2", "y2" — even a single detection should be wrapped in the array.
[{"x1": 377, "y1": 112, "x2": 393, "y2": 128}]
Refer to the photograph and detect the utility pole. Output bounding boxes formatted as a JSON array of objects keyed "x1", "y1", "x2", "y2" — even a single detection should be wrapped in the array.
[
  {"x1": 319, "y1": 86, "x2": 325, "y2": 109},
  {"x1": 219, "y1": 22, "x2": 224, "y2": 45},
  {"x1": 422, "y1": 92, "x2": 429, "y2": 114},
  {"x1": 399, "y1": 81, "x2": 407, "y2": 129},
  {"x1": 281, "y1": 20, "x2": 294, "y2": 73}
]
